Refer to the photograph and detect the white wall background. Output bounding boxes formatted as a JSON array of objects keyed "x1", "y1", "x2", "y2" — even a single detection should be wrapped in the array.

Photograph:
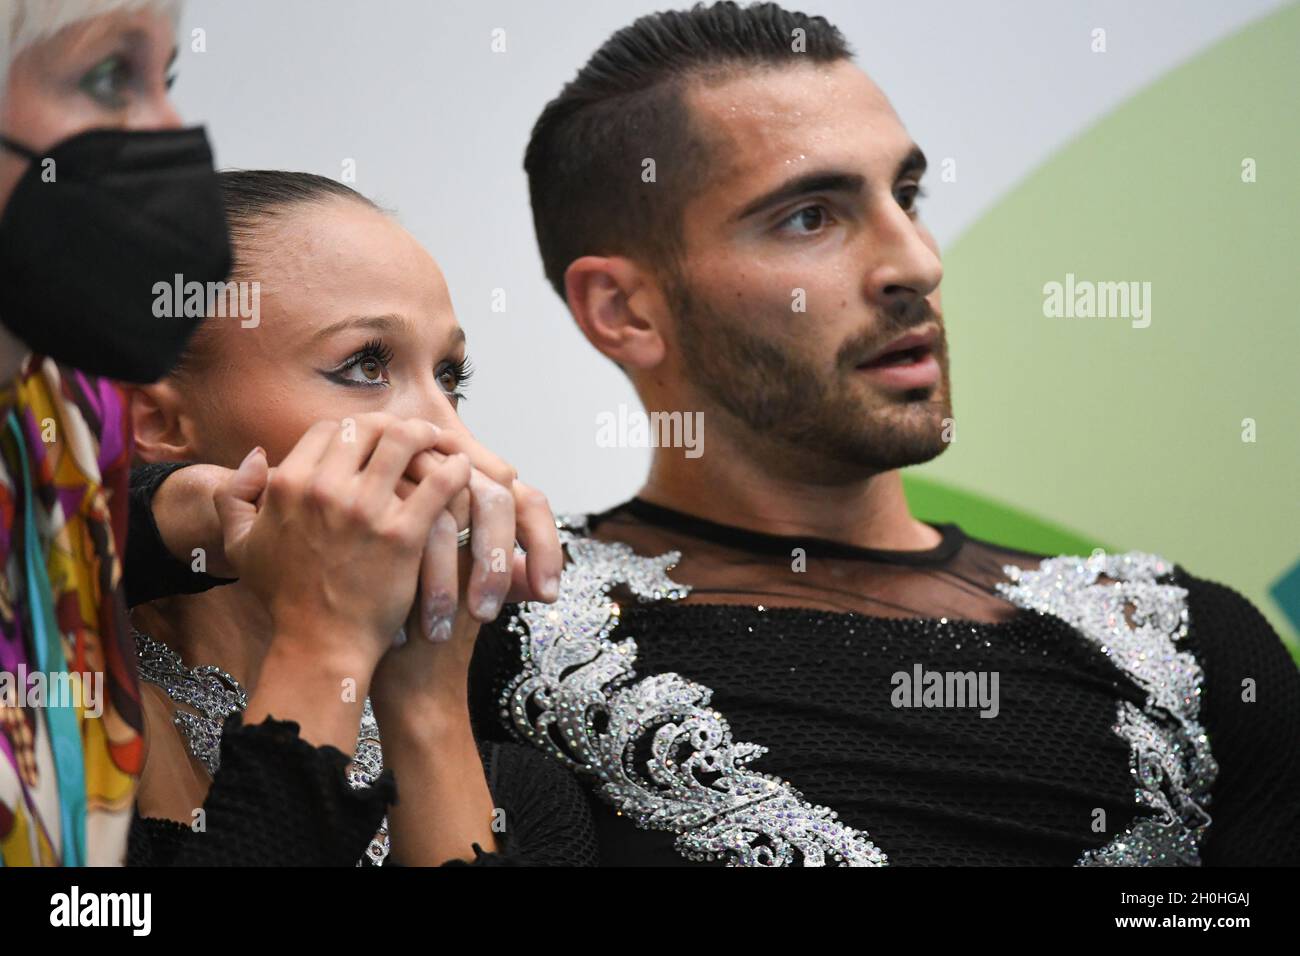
[{"x1": 172, "y1": 0, "x2": 1285, "y2": 513}]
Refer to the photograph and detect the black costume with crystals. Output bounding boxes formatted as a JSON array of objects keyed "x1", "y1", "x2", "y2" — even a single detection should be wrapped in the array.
[{"x1": 467, "y1": 498, "x2": 1300, "y2": 866}]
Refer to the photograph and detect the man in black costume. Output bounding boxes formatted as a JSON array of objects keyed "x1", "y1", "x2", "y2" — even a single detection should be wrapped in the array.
[{"x1": 466, "y1": 1, "x2": 1300, "y2": 866}]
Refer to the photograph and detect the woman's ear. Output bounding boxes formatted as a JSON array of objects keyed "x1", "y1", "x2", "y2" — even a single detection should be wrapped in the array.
[
  {"x1": 564, "y1": 255, "x2": 668, "y2": 370},
  {"x1": 129, "y1": 380, "x2": 198, "y2": 463}
]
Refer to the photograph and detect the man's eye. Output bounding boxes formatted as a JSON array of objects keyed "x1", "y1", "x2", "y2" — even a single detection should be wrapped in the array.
[
  {"x1": 777, "y1": 204, "x2": 832, "y2": 236},
  {"x1": 897, "y1": 183, "x2": 927, "y2": 214}
]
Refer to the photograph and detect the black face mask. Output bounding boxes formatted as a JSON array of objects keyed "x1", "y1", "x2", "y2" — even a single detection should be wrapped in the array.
[{"x1": 0, "y1": 126, "x2": 231, "y2": 383}]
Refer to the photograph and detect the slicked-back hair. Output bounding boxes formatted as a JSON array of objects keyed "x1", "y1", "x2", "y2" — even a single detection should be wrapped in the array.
[
  {"x1": 525, "y1": 1, "x2": 852, "y2": 300},
  {"x1": 218, "y1": 169, "x2": 378, "y2": 269},
  {"x1": 170, "y1": 169, "x2": 379, "y2": 377}
]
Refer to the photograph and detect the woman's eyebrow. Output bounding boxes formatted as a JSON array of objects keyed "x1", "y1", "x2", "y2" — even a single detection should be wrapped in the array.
[{"x1": 309, "y1": 313, "x2": 417, "y2": 342}]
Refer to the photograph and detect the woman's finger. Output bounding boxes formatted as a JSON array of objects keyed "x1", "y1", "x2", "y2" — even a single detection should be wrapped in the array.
[
  {"x1": 357, "y1": 418, "x2": 440, "y2": 501},
  {"x1": 465, "y1": 468, "x2": 514, "y2": 622},
  {"x1": 213, "y1": 446, "x2": 268, "y2": 565},
  {"x1": 419, "y1": 511, "x2": 461, "y2": 642},
  {"x1": 271, "y1": 419, "x2": 338, "y2": 493},
  {"x1": 510, "y1": 479, "x2": 562, "y2": 603},
  {"x1": 426, "y1": 423, "x2": 517, "y2": 488},
  {"x1": 312, "y1": 412, "x2": 388, "y2": 485}
]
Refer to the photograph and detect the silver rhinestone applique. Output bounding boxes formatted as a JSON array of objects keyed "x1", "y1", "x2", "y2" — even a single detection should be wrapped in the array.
[
  {"x1": 501, "y1": 516, "x2": 888, "y2": 867},
  {"x1": 136, "y1": 630, "x2": 247, "y2": 777},
  {"x1": 995, "y1": 551, "x2": 1218, "y2": 866},
  {"x1": 134, "y1": 631, "x2": 391, "y2": 866}
]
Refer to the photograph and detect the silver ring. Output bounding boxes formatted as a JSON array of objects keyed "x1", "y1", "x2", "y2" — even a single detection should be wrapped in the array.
[{"x1": 456, "y1": 527, "x2": 471, "y2": 549}]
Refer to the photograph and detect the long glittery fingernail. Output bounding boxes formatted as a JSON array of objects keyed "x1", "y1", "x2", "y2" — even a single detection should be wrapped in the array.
[
  {"x1": 475, "y1": 593, "x2": 503, "y2": 622},
  {"x1": 425, "y1": 592, "x2": 455, "y2": 642}
]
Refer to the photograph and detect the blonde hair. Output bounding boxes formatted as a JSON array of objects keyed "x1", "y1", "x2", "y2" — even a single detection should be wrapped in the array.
[{"x1": 1, "y1": 0, "x2": 181, "y2": 99}]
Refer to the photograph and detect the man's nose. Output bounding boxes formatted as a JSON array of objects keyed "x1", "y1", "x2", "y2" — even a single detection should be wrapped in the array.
[{"x1": 860, "y1": 203, "x2": 943, "y2": 309}]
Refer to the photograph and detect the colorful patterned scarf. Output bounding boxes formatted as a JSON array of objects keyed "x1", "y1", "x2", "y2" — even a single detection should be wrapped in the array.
[{"x1": 0, "y1": 358, "x2": 140, "y2": 865}]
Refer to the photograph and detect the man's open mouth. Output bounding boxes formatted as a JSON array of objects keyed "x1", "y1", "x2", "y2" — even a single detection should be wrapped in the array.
[{"x1": 860, "y1": 344, "x2": 931, "y2": 368}]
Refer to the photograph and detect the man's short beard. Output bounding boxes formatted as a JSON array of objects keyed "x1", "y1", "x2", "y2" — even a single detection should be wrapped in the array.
[{"x1": 668, "y1": 271, "x2": 953, "y2": 475}]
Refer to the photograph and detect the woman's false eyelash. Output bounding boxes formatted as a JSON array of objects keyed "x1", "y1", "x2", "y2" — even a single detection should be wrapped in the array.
[
  {"x1": 352, "y1": 337, "x2": 395, "y2": 367},
  {"x1": 442, "y1": 356, "x2": 475, "y2": 399},
  {"x1": 325, "y1": 337, "x2": 395, "y2": 387},
  {"x1": 335, "y1": 338, "x2": 390, "y2": 371}
]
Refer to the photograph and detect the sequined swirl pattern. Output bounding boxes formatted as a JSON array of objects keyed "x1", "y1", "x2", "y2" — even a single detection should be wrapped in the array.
[
  {"x1": 501, "y1": 517, "x2": 888, "y2": 867},
  {"x1": 134, "y1": 631, "x2": 390, "y2": 865},
  {"x1": 996, "y1": 551, "x2": 1218, "y2": 866}
]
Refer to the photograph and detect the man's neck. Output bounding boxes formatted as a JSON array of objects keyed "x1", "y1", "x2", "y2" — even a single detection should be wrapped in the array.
[{"x1": 638, "y1": 423, "x2": 941, "y2": 552}]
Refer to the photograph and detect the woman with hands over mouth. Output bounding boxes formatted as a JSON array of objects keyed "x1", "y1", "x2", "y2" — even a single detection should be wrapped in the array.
[{"x1": 125, "y1": 170, "x2": 596, "y2": 866}]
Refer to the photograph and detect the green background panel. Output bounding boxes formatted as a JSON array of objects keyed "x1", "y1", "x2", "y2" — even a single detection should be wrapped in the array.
[{"x1": 904, "y1": 4, "x2": 1300, "y2": 661}]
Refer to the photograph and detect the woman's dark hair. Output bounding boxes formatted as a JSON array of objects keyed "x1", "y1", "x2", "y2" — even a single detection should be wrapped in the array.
[
  {"x1": 525, "y1": 1, "x2": 851, "y2": 299},
  {"x1": 171, "y1": 170, "x2": 379, "y2": 376},
  {"x1": 220, "y1": 169, "x2": 379, "y2": 280}
]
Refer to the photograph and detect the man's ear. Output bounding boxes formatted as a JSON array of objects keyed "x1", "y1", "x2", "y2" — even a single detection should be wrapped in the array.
[
  {"x1": 130, "y1": 380, "x2": 199, "y2": 463},
  {"x1": 564, "y1": 256, "x2": 669, "y2": 370}
]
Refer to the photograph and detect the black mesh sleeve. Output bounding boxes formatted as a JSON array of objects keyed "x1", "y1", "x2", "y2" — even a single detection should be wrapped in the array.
[
  {"x1": 468, "y1": 608, "x2": 525, "y2": 744},
  {"x1": 462, "y1": 741, "x2": 600, "y2": 866},
  {"x1": 463, "y1": 614, "x2": 603, "y2": 865},
  {"x1": 1177, "y1": 569, "x2": 1300, "y2": 865},
  {"x1": 126, "y1": 461, "x2": 233, "y2": 607},
  {"x1": 129, "y1": 713, "x2": 395, "y2": 866}
]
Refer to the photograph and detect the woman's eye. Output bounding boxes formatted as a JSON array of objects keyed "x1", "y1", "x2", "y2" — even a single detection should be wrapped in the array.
[
  {"x1": 80, "y1": 56, "x2": 131, "y2": 107},
  {"x1": 777, "y1": 204, "x2": 832, "y2": 236},
  {"x1": 437, "y1": 367, "x2": 469, "y2": 402},
  {"x1": 335, "y1": 356, "x2": 390, "y2": 387},
  {"x1": 436, "y1": 358, "x2": 473, "y2": 403}
]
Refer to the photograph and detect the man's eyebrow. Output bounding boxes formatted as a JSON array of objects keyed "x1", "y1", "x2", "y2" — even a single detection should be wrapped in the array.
[
  {"x1": 310, "y1": 313, "x2": 417, "y2": 342},
  {"x1": 733, "y1": 145, "x2": 929, "y2": 222},
  {"x1": 734, "y1": 171, "x2": 865, "y2": 221},
  {"x1": 897, "y1": 145, "x2": 927, "y2": 179}
]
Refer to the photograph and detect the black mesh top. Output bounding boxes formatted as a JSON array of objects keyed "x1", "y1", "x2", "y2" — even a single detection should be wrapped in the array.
[
  {"x1": 468, "y1": 497, "x2": 1300, "y2": 866},
  {"x1": 126, "y1": 712, "x2": 601, "y2": 867}
]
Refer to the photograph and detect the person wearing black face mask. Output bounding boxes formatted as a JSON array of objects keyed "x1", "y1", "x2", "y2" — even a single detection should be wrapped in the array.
[
  {"x1": 0, "y1": 0, "x2": 232, "y2": 867},
  {"x1": 0, "y1": 126, "x2": 231, "y2": 381}
]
